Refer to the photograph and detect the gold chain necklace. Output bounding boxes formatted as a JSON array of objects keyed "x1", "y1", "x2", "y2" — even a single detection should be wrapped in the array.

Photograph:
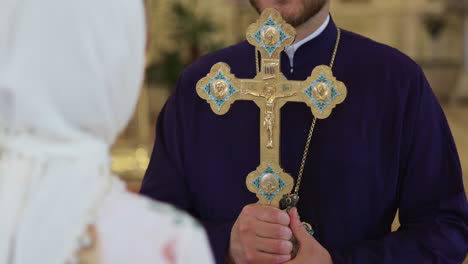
[{"x1": 255, "y1": 27, "x2": 342, "y2": 197}]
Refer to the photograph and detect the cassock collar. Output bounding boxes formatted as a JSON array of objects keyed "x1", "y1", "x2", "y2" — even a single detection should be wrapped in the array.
[
  {"x1": 285, "y1": 15, "x2": 330, "y2": 67},
  {"x1": 281, "y1": 15, "x2": 339, "y2": 75}
]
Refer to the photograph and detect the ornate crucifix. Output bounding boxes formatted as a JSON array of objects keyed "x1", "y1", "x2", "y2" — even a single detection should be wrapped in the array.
[{"x1": 196, "y1": 8, "x2": 347, "y2": 208}]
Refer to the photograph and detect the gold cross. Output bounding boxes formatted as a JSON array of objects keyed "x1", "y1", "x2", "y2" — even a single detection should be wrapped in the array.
[{"x1": 196, "y1": 8, "x2": 347, "y2": 208}]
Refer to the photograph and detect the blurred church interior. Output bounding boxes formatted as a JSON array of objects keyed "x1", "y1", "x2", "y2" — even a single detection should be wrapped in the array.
[{"x1": 112, "y1": 0, "x2": 468, "y2": 241}]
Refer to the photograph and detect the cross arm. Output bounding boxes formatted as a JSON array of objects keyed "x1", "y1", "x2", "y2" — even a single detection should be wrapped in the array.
[
  {"x1": 196, "y1": 62, "x2": 272, "y2": 114},
  {"x1": 196, "y1": 62, "x2": 243, "y2": 115},
  {"x1": 277, "y1": 65, "x2": 347, "y2": 119}
]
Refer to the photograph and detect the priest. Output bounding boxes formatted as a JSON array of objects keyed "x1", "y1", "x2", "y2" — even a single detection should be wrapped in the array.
[{"x1": 140, "y1": 0, "x2": 468, "y2": 263}]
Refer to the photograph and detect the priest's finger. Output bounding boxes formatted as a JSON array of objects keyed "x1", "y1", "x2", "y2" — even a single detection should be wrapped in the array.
[
  {"x1": 252, "y1": 205, "x2": 290, "y2": 226},
  {"x1": 255, "y1": 222, "x2": 292, "y2": 240},
  {"x1": 245, "y1": 251, "x2": 291, "y2": 264},
  {"x1": 288, "y1": 207, "x2": 312, "y2": 244},
  {"x1": 255, "y1": 237, "x2": 293, "y2": 255}
]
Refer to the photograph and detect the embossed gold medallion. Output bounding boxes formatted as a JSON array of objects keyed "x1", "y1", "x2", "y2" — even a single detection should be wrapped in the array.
[
  {"x1": 196, "y1": 8, "x2": 347, "y2": 208},
  {"x1": 211, "y1": 79, "x2": 230, "y2": 99}
]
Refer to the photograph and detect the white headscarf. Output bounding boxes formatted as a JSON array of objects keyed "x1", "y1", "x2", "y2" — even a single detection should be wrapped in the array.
[{"x1": 0, "y1": 0, "x2": 146, "y2": 263}]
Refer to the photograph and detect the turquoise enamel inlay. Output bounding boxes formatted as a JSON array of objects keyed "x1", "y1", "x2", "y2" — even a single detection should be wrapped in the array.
[
  {"x1": 202, "y1": 70, "x2": 238, "y2": 110},
  {"x1": 251, "y1": 16, "x2": 291, "y2": 57},
  {"x1": 303, "y1": 72, "x2": 340, "y2": 113},
  {"x1": 250, "y1": 164, "x2": 288, "y2": 203}
]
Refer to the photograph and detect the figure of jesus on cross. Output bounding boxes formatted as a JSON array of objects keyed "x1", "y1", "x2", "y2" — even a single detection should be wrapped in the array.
[{"x1": 242, "y1": 84, "x2": 296, "y2": 149}]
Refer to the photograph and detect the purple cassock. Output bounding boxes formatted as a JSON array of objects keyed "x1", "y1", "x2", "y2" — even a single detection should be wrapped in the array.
[{"x1": 140, "y1": 17, "x2": 468, "y2": 263}]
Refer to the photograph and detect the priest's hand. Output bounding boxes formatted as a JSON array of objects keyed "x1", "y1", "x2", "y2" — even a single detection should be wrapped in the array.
[
  {"x1": 227, "y1": 203, "x2": 293, "y2": 264},
  {"x1": 284, "y1": 207, "x2": 333, "y2": 264}
]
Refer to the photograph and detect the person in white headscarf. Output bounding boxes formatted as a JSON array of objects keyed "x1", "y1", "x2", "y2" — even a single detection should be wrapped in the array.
[{"x1": 0, "y1": 0, "x2": 214, "y2": 263}]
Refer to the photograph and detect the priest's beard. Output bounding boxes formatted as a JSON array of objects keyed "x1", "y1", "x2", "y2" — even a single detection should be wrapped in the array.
[{"x1": 249, "y1": 0, "x2": 327, "y2": 27}]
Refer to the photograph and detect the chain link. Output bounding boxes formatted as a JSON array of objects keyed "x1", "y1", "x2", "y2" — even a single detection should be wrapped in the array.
[
  {"x1": 294, "y1": 116, "x2": 317, "y2": 194},
  {"x1": 255, "y1": 48, "x2": 260, "y2": 74},
  {"x1": 329, "y1": 28, "x2": 341, "y2": 69}
]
